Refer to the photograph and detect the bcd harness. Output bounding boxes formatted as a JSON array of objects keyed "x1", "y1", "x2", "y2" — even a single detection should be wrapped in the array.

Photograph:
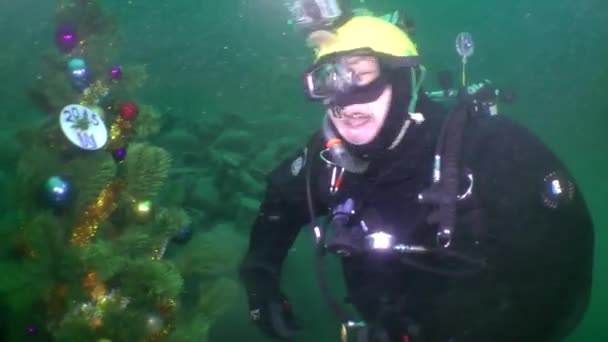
[{"x1": 304, "y1": 86, "x2": 497, "y2": 340}]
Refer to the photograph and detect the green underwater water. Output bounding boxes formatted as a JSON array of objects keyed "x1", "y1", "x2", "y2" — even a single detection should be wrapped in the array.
[{"x1": 0, "y1": 0, "x2": 606, "y2": 341}]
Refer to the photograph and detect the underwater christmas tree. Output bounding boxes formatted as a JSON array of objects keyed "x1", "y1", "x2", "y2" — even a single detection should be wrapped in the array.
[{"x1": 1, "y1": 1, "x2": 243, "y2": 341}]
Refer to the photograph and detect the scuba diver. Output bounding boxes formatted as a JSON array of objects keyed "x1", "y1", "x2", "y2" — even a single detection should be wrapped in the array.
[{"x1": 240, "y1": 1, "x2": 594, "y2": 341}]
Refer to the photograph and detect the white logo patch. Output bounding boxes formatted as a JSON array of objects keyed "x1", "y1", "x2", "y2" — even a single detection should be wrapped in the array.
[
  {"x1": 290, "y1": 148, "x2": 307, "y2": 176},
  {"x1": 291, "y1": 156, "x2": 304, "y2": 176}
]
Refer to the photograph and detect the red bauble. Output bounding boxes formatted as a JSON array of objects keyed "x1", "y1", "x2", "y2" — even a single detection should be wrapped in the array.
[{"x1": 119, "y1": 101, "x2": 139, "y2": 121}]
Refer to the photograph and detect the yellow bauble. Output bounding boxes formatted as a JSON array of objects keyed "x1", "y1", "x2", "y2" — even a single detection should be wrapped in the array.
[{"x1": 133, "y1": 200, "x2": 153, "y2": 222}]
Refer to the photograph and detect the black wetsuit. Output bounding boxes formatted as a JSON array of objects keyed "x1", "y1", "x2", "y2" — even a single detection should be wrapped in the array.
[{"x1": 240, "y1": 92, "x2": 594, "y2": 341}]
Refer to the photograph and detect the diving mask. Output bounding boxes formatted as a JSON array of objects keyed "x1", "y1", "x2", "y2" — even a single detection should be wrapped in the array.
[{"x1": 304, "y1": 48, "x2": 420, "y2": 106}]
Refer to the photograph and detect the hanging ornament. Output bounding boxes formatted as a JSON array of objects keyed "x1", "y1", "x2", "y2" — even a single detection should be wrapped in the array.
[
  {"x1": 133, "y1": 200, "x2": 153, "y2": 222},
  {"x1": 43, "y1": 175, "x2": 73, "y2": 207},
  {"x1": 59, "y1": 104, "x2": 108, "y2": 151},
  {"x1": 119, "y1": 101, "x2": 139, "y2": 121},
  {"x1": 67, "y1": 57, "x2": 90, "y2": 91},
  {"x1": 171, "y1": 226, "x2": 192, "y2": 244},
  {"x1": 112, "y1": 148, "x2": 127, "y2": 161},
  {"x1": 109, "y1": 65, "x2": 123, "y2": 80},
  {"x1": 144, "y1": 312, "x2": 165, "y2": 336},
  {"x1": 55, "y1": 24, "x2": 78, "y2": 52},
  {"x1": 26, "y1": 325, "x2": 38, "y2": 335}
]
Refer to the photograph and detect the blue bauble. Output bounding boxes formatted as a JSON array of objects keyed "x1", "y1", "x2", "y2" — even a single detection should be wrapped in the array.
[
  {"x1": 67, "y1": 58, "x2": 89, "y2": 91},
  {"x1": 171, "y1": 226, "x2": 192, "y2": 244},
  {"x1": 43, "y1": 176, "x2": 72, "y2": 206},
  {"x1": 67, "y1": 58, "x2": 86, "y2": 72}
]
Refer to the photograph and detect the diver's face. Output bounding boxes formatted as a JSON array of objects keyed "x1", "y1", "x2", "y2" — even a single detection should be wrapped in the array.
[
  {"x1": 327, "y1": 85, "x2": 392, "y2": 145},
  {"x1": 326, "y1": 55, "x2": 391, "y2": 145}
]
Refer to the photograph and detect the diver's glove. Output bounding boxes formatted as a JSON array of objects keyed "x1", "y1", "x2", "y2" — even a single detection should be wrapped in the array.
[{"x1": 247, "y1": 290, "x2": 299, "y2": 340}]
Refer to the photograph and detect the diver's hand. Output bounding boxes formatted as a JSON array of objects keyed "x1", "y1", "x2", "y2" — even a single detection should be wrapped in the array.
[{"x1": 248, "y1": 292, "x2": 299, "y2": 340}]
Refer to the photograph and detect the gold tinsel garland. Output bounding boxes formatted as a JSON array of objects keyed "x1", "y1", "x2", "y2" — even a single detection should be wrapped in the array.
[
  {"x1": 83, "y1": 271, "x2": 107, "y2": 301},
  {"x1": 70, "y1": 181, "x2": 125, "y2": 246},
  {"x1": 151, "y1": 238, "x2": 170, "y2": 261},
  {"x1": 108, "y1": 116, "x2": 133, "y2": 150},
  {"x1": 79, "y1": 80, "x2": 109, "y2": 106}
]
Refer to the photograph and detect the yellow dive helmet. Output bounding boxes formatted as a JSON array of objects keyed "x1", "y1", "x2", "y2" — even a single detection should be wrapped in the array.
[{"x1": 314, "y1": 16, "x2": 419, "y2": 61}]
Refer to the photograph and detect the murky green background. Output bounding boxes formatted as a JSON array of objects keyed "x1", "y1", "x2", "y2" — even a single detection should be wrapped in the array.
[{"x1": 1, "y1": 0, "x2": 605, "y2": 341}]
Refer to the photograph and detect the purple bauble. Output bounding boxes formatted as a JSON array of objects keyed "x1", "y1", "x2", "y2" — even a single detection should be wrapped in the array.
[
  {"x1": 171, "y1": 226, "x2": 193, "y2": 244},
  {"x1": 55, "y1": 24, "x2": 77, "y2": 52},
  {"x1": 112, "y1": 148, "x2": 126, "y2": 161},
  {"x1": 109, "y1": 65, "x2": 123, "y2": 80}
]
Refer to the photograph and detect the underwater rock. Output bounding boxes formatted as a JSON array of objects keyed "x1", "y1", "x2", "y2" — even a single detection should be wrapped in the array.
[
  {"x1": 250, "y1": 143, "x2": 283, "y2": 176},
  {"x1": 247, "y1": 135, "x2": 300, "y2": 180},
  {"x1": 197, "y1": 277, "x2": 241, "y2": 320},
  {"x1": 234, "y1": 194, "x2": 261, "y2": 230},
  {"x1": 173, "y1": 222, "x2": 247, "y2": 277},
  {"x1": 272, "y1": 136, "x2": 301, "y2": 159},
  {"x1": 209, "y1": 129, "x2": 253, "y2": 154},
  {"x1": 237, "y1": 170, "x2": 264, "y2": 196},
  {"x1": 208, "y1": 149, "x2": 245, "y2": 169},
  {"x1": 239, "y1": 195, "x2": 260, "y2": 213},
  {"x1": 156, "y1": 129, "x2": 199, "y2": 152},
  {"x1": 187, "y1": 115, "x2": 227, "y2": 146},
  {"x1": 190, "y1": 175, "x2": 222, "y2": 211},
  {"x1": 161, "y1": 177, "x2": 189, "y2": 207},
  {"x1": 205, "y1": 128, "x2": 256, "y2": 170}
]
